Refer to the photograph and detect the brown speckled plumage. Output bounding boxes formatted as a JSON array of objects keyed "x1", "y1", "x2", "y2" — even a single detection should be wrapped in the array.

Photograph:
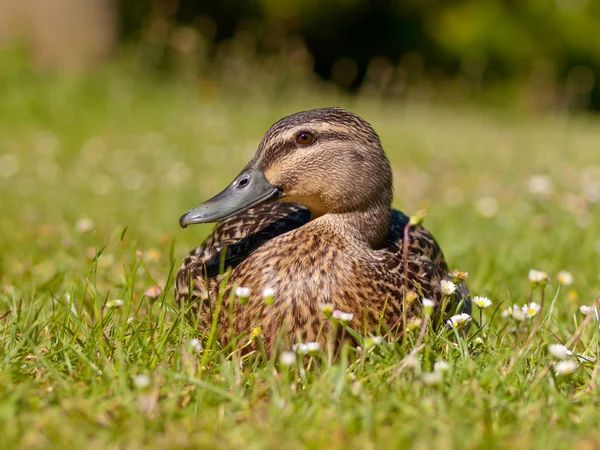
[{"x1": 176, "y1": 107, "x2": 469, "y2": 351}]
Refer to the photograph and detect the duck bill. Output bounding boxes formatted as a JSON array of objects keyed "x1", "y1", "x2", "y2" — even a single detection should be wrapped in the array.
[{"x1": 179, "y1": 167, "x2": 280, "y2": 228}]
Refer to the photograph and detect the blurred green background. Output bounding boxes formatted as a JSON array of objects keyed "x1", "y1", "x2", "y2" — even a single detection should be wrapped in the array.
[
  {"x1": 124, "y1": 0, "x2": 600, "y2": 111},
  {"x1": 1, "y1": 0, "x2": 599, "y2": 110}
]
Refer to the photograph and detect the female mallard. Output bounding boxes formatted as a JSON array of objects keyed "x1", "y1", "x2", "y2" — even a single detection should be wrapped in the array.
[{"x1": 176, "y1": 107, "x2": 469, "y2": 350}]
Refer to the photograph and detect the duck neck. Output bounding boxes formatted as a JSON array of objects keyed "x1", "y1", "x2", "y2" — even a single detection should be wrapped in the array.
[{"x1": 318, "y1": 200, "x2": 392, "y2": 248}]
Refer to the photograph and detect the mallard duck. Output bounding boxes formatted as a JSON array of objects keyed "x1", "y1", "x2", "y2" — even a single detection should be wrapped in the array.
[{"x1": 176, "y1": 107, "x2": 469, "y2": 351}]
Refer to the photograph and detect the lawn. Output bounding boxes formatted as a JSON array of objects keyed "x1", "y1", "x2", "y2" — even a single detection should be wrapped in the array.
[{"x1": 0, "y1": 54, "x2": 599, "y2": 449}]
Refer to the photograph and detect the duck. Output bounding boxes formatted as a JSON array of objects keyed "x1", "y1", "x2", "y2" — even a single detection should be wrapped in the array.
[{"x1": 176, "y1": 107, "x2": 469, "y2": 352}]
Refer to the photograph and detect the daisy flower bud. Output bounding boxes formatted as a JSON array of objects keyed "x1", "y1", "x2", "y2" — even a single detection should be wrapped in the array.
[
  {"x1": 528, "y1": 269, "x2": 548, "y2": 287},
  {"x1": 106, "y1": 299, "x2": 124, "y2": 309},
  {"x1": 450, "y1": 269, "x2": 469, "y2": 284},
  {"x1": 408, "y1": 210, "x2": 427, "y2": 226},
  {"x1": 320, "y1": 303, "x2": 334, "y2": 319},
  {"x1": 263, "y1": 287, "x2": 275, "y2": 305},
  {"x1": 249, "y1": 327, "x2": 262, "y2": 339},
  {"x1": 472, "y1": 336, "x2": 484, "y2": 346},
  {"x1": 235, "y1": 286, "x2": 251, "y2": 305},
  {"x1": 422, "y1": 298, "x2": 435, "y2": 316}
]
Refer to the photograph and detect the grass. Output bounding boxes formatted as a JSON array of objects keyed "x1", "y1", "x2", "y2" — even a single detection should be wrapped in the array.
[{"x1": 1, "y1": 52, "x2": 599, "y2": 449}]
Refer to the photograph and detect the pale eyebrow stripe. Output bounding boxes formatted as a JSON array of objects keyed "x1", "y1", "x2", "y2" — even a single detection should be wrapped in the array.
[{"x1": 277, "y1": 123, "x2": 351, "y2": 142}]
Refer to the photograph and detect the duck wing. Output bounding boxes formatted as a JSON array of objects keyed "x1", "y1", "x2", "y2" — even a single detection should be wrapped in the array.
[
  {"x1": 382, "y1": 209, "x2": 470, "y2": 315},
  {"x1": 176, "y1": 202, "x2": 311, "y2": 301}
]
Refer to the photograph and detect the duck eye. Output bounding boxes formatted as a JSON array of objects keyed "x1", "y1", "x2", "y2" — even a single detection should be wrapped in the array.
[{"x1": 296, "y1": 132, "x2": 314, "y2": 145}]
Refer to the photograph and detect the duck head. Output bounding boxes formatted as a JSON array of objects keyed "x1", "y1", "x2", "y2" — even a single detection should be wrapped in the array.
[{"x1": 179, "y1": 107, "x2": 393, "y2": 233}]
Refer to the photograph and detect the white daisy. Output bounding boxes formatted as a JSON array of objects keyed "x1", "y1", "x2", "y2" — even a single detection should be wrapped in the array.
[
  {"x1": 522, "y1": 302, "x2": 541, "y2": 318},
  {"x1": 422, "y1": 371, "x2": 443, "y2": 386},
  {"x1": 144, "y1": 285, "x2": 162, "y2": 299},
  {"x1": 440, "y1": 280, "x2": 457, "y2": 296},
  {"x1": 403, "y1": 355, "x2": 421, "y2": 370},
  {"x1": 527, "y1": 174, "x2": 553, "y2": 196},
  {"x1": 548, "y1": 344, "x2": 572, "y2": 360},
  {"x1": 306, "y1": 342, "x2": 321, "y2": 354},
  {"x1": 556, "y1": 271, "x2": 574, "y2": 286},
  {"x1": 372, "y1": 336, "x2": 383, "y2": 345},
  {"x1": 75, "y1": 217, "x2": 94, "y2": 233},
  {"x1": 554, "y1": 360, "x2": 577, "y2": 376},
  {"x1": 512, "y1": 306, "x2": 526, "y2": 321},
  {"x1": 279, "y1": 351, "x2": 297, "y2": 366},
  {"x1": 333, "y1": 310, "x2": 353, "y2": 325},
  {"x1": 235, "y1": 286, "x2": 251, "y2": 297},
  {"x1": 133, "y1": 374, "x2": 151, "y2": 389},
  {"x1": 407, "y1": 318, "x2": 423, "y2": 331},
  {"x1": 434, "y1": 360, "x2": 449, "y2": 373},
  {"x1": 292, "y1": 343, "x2": 309, "y2": 354},
  {"x1": 476, "y1": 196, "x2": 499, "y2": 217},
  {"x1": 446, "y1": 313, "x2": 471, "y2": 328},
  {"x1": 473, "y1": 296, "x2": 492, "y2": 309},
  {"x1": 188, "y1": 338, "x2": 203, "y2": 353}
]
